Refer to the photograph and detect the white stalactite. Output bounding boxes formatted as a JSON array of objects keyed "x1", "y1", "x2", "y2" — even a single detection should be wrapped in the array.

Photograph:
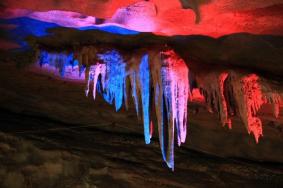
[
  {"x1": 36, "y1": 48, "x2": 283, "y2": 170},
  {"x1": 149, "y1": 49, "x2": 190, "y2": 169},
  {"x1": 196, "y1": 72, "x2": 231, "y2": 129}
]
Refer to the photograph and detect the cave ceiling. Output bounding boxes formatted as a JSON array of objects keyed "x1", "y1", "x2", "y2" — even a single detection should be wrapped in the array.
[{"x1": 1, "y1": 0, "x2": 283, "y2": 37}]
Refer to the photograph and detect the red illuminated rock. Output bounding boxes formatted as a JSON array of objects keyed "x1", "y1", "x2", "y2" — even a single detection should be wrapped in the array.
[{"x1": 1, "y1": 0, "x2": 283, "y2": 36}]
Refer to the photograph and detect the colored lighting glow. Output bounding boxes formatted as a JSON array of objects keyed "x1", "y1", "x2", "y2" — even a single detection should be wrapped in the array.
[
  {"x1": 138, "y1": 54, "x2": 151, "y2": 144},
  {"x1": 1, "y1": 0, "x2": 283, "y2": 50},
  {"x1": 0, "y1": 15, "x2": 139, "y2": 49},
  {"x1": 1, "y1": 0, "x2": 282, "y2": 172},
  {"x1": 35, "y1": 47, "x2": 282, "y2": 170},
  {"x1": 158, "y1": 50, "x2": 190, "y2": 169},
  {"x1": 36, "y1": 48, "x2": 190, "y2": 170},
  {"x1": 231, "y1": 73, "x2": 264, "y2": 143},
  {"x1": 0, "y1": 17, "x2": 60, "y2": 48},
  {"x1": 37, "y1": 50, "x2": 85, "y2": 80},
  {"x1": 97, "y1": 50, "x2": 127, "y2": 111}
]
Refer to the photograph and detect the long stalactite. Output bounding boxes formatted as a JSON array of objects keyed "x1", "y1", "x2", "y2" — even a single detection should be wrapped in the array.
[{"x1": 35, "y1": 46, "x2": 282, "y2": 170}]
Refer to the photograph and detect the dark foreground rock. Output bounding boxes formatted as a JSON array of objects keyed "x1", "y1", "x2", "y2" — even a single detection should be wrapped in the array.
[{"x1": 0, "y1": 60, "x2": 282, "y2": 187}]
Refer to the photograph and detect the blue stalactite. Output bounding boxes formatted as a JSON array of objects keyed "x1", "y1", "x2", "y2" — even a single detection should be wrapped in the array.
[
  {"x1": 97, "y1": 50, "x2": 127, "y2": 111},
  {"x1": 36, "y1": 49, "x2": 190, "y2": 171},
  {"x1": 139, "y1": 54, "x2": 151, "y2": 144}
]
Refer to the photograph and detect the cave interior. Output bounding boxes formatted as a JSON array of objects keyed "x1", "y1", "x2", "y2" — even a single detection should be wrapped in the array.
[{"x1": 0, "y1": 0, "x2": 283, "y2": 187}]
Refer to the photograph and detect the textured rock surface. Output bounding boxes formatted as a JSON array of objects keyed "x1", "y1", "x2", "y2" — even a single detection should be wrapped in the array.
[
  {"x1": 0, "y1": 0, "x2": 282, "y2": 186},
  {"x1": 2, "y1": 0, "x2": 283, "y2": 36},
  {"x1": 28, "y1": 30, "x2": 283, "y2": 79},
  {"x1": 0, "y1": 62, "x2": 283, "y2": 187},
  {"x1": 34, "y1": 44, "x2": 283, "y2": 169}
]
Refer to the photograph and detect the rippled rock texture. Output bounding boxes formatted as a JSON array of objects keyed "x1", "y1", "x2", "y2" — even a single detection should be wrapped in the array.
[
  {"x1": 31, "y1": 36, "x2": 283, "y2": 170},
  {"x1": 0, "y1": 62, "x2": 283, "y2": 187},
  {"x1": 0, "y1": 25, "x2": 283, "y2": 187}
]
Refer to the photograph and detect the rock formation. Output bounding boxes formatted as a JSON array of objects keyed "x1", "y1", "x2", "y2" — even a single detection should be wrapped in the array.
[{"x1": 35, "y1": 45, "x2": 283, "y2": 170}]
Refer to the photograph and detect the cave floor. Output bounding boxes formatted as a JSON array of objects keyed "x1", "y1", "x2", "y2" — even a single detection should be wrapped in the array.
[{"x1": 0, "y1": 62, "x2": 282, "y2": 188}]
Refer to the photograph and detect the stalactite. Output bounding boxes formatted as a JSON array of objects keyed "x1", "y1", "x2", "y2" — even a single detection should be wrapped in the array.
[
  {"x1": 129, "y1": 70, "x2": 140, "y2": 117},
  {"x1": 196, "y1": 72, "x2": 231, "y2": 129},
  {"x1": 149, "y1": 49, "x2": 190, "y2": 169},
  {"x1": 35, "y1": 47, "x2": 283, "y2": 170},
  {"x1": 160, "y1": 50, "x2": 190, "y2": 146},
  {"x1": 195, "y1": 71, "x2": 283, "y2": 143},
  {"x1": 138, "y1": 54, "x2": 151, "y2": 144},
  {"x1": 127, "y1": 52, "x2": 151, "y2": 144},
  {"x1": 85, "y1": 63, "x2": 106, "y2": 100},
  {"x1": 36, "y1": 50, "x2": 85, "y2": 80},
  {"x1": 148, "y1": 49, "x2": 166, "y2": 161},
  {"x1": 261, "y1": 81, "x2": 283, "y2": 119},
  {"x1": 191, "y1": 88, "x2": 205, "y2": 103},
  {"x1": 268, "y1": 93, "x2": 282, "y2": 119},
  {"x1": 230, "y1": 73, "x2": 264, "y2": 143},
  {"x1": 95, "y1": 50, "x2": 127, "y2": 111}
]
